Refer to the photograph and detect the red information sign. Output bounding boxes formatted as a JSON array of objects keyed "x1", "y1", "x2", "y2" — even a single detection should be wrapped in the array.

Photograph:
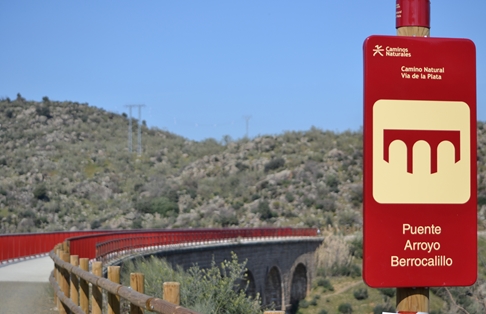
[{"x1": 363, "y1": 35, "x2": 477, "y2": 287}]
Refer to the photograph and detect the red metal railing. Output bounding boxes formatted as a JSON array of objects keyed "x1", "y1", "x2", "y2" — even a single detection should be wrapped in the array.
[
  {"x1": 93, "y1": 228, "x2": 318, "y2": 262},
  {"x1": 1, "y1": 228, "x2": 318, "y2": 264},
  {"x1": 0, "y1": 230, "x2": 113, "y2": 264}
]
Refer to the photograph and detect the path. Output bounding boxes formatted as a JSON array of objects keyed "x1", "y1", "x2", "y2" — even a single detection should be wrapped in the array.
[{"x1": 0, "y1": 256, "x2": 57, "y2": 313}]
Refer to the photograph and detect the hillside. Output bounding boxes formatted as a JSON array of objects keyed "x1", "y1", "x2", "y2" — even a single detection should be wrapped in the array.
[
  {"x1": 0, "y1": 95, "x2": 365, "y2": 233},
  {"x1": 1, "y1": 95, "x2": 485, "y2": 235}
]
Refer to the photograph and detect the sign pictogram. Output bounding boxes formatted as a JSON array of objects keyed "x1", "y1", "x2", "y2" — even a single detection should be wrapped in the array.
[
  {"x1": 363, "y1": 36, "x2": 476, "y2": 287},
  {"x1": 383, "y1": 129, "x2": 460, "y2": 174},
  {"x1": 373, "y1": 45, "x2": 384, "y2": 56}
]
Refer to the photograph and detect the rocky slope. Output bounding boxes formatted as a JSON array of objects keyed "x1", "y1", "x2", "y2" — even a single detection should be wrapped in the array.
[{"x1": 1, "y1": 95, "x2": 485, "y2": 234}]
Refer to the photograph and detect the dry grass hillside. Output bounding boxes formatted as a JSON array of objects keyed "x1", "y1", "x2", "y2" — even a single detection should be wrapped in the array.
[{"x1": 0, "y1": 95, "x2": 366, "y2": 233}]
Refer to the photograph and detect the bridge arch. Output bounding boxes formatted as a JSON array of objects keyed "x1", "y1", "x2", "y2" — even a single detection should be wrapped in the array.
[
  {"x1": 290, "y1": 263, "x2": 307, "y2": 313},
  {"x1": 264, "y1": 266, "x2": 283, "y2": 309},
  {"x1": 244, "y1": 270, "x2": 257, "y2": 299}
]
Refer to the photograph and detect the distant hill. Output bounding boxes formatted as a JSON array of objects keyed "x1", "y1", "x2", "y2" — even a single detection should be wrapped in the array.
[{"x1": 1, "y1": 94, "x2": 485, "y2": 234}]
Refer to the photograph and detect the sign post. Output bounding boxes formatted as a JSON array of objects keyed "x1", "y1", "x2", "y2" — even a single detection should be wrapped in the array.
[
  {"x1": 363, "y1": 1, "x2": 477, "y2": 313},
  {"x1": 396, "y1": 1, "x2": 431, "y2": 311}
]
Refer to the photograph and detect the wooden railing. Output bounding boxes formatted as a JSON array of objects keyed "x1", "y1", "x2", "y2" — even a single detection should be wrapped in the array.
[{"x1": 50, "y1": 242, "x2": 200, "y2": 314}]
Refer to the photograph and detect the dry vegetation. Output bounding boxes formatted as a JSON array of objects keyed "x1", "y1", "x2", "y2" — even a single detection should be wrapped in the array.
[
  {"x1": 2, "y1": 96, "x2": 486, "y2": 313},
  {"x1": 0, "y1": 95, "x2": 363, "y2": 233}
]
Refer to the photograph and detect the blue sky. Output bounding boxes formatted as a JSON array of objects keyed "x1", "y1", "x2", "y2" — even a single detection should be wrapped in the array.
[{"x1": 1, "y1": 1, "x2": 484, "y2": 141}]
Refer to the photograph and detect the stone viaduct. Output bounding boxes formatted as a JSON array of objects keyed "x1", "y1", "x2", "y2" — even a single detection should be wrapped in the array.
[{"x1": 114, "y1": 237, "x2": 323, "y2": 313}]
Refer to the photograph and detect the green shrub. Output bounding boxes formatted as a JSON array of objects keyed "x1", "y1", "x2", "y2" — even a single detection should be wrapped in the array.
[
  {"x1": 329, "y1": 263, "x2": 361, "y2": 277},
  {"x1": 33, "y1": 184, "x2": 49, "y2": 201},
  {"x1": 338, "y1": 302, "x2": 353, "y2": 314},
  {"x1": 378, "y1": 288, "x2": 396, "y2": 298},
  {"x1": 353, "y1": 288, "x2": 368, "y2": 300},
  {"x1": 135, "y1": 196, "x2": 178, "y2": 217},
  {"x1": 235, "y1": 162, "x2": 249, "y2": 171},
  {"x1": 373, "y1": 303, "x2": 395, "y2": 314},
  {"x1": 318, "y1": 310, "x2": 328, "y2": 314},
  {"x1": 256, "y1": 200, "x2": 275, "y2": 220},
  {"x1": 285, "y1": 192, "x2": 295, "y2": 202},
  {"x1": 298, "y1": 299, "x2": 309, "y2": 308},
  {"x1": 90, "y1": 220, "x2": 102, "y2": 229},
  {"x1": 121, "y1": 252, "x2": 262, "y2": 314},
  {"x1": 132, "y1": 217, "x2": 143, "y2": 229},
  {"x1": 316, "y1": 277, "x2": 334, "y2": 291},
  {"x1": 349, "y1": 237, "x2": 363, "y2": 259},
  {"x1": 264, "y1": 157, "x2": 285, "y2": 172},
  {"x1": 303, "y1": 197, "x2": 314, "y2": 207},
  {"x1": 36, "y1": 105, "x2": 52, "y2": 118},
  {"x1": 325, "y1": 175, "x2": 339, "y2": 193}
]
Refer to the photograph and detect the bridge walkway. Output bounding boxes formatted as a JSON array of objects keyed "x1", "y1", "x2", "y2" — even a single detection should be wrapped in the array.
[{"x1": 0, "y1": 256, "x2": 56, "y2": 313}]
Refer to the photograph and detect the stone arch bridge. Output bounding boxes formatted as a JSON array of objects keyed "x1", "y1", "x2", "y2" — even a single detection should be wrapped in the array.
[{"x1": 115, "y1": 237, "x2": 322, "y2": 312}]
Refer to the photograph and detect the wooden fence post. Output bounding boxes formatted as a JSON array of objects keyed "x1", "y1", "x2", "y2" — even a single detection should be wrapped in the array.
[
  {"x1": 60, "y1": 251, "x2": 71, "y2": 314},
  {"x1": 70, "y1": 255, "x2": 79, "y2": 306},
  {"x1": 130, "y1": 273, "x2": 145, "y2": 314},
  {"x1": 163, "y1": 282, "x2": 180, "y2": 305},
  {"x1": 108, "y1": 266, "x2": 121, "y2": 314},
  {"x1": 92, "y1": 261, "x2": 103, "y2": 314},
  {"x1": 63, "y1": 241, "x2": 69, "y2": 254},
  {"x1": 54, "y1": 247, "x2": 61, "y2": 310},
  {"x1": 79, "y1": 258, "x2": 89, "y2": 313}
]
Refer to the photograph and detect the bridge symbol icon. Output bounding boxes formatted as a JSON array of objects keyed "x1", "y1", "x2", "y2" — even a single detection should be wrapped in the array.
[
  {"x1": 383, "y1": 129, "x2": 461, "y2": 174},
  {"x1": 372, "y1": 99, "x2": 470, "y2": 204}
]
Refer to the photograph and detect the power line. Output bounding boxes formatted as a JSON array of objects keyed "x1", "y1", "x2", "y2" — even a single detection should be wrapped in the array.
[
  {"x1": 125, "y1": 104, "x2": 145, "y2": 155},
  {"x1": 243, "y1": 115, "x2": 252, "y2": 138}
]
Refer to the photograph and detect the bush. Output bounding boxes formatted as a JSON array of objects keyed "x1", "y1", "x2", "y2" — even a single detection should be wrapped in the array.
[
  {"x1": 264, "y1": 157, "x2": 285, "y2": 172},
  {"x1": 121, "y1": 252, "x2": 261, "y2": 314},
  {"x1": 303, "y1": 197, "x2": 314, "y2": 207},
  {"x1": 91, "y1": 220, "x2": 102, "y2": 229},
  {"x1": 330, "y1": 263, "x2": 361, "y2": 277},
  {"x1": 318, "y1": 310, "x2": 328, "y2": 314},
  {"x1": 285, "y1": 192, "x2": 295, "y2": 202},
  {"x1": 132, "y1": 217, "x2": 143, "y2": 229},
  {"x1": 316, "y1": 277, "x2": 334, "y2": 291},
  {"x1": 378, "y1": 288, "x2": 396, "y2": 298},
  {"x1": 135, "y1": 196, "x2": 178, "y2": 217},
  {"x1": 33, "y1": 184, "x2": 49, "y2": 201},
  {"x1": 353, "y1": 288, "x2": 368, "y2": 300},
  {"x1": 338, "y1": 302, "x2": 353, "y2": 314},
  {"x1": 36, "y1": 105, "x2": 52, "y2": 118},
  {"x1": 373, "y1": 303, "x2": 395, "y2": 314},
  {"x1": 256, "y1": 200, "x2": 275, "y2": 220},
  {"x1": 349, "y1": 237, "x2": 363, "y2": 259},
  {"x1": 325, "y1": 175, "x2": 339, "y2": 193},
  {"x1": 299, "y1": 299, "x2": 310, "y2": 308}
]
